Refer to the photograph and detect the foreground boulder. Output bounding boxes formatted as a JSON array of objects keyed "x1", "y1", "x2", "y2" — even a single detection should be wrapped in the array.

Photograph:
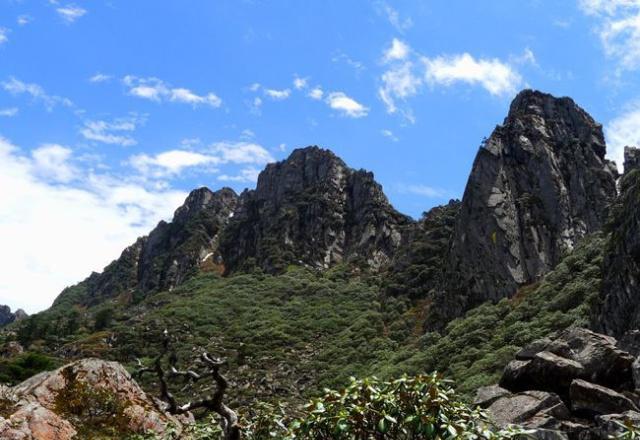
[
  {"x1": 479, "y1": 327, "x2": 640, "y2": 438},
  {"x1": 0, "y1": 358, "x2": 189, "y2": 439}
]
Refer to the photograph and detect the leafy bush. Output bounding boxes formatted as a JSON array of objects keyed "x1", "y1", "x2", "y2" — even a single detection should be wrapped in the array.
[{"x1": 0, "y1": 352, "x2": 57, "y2": 384}]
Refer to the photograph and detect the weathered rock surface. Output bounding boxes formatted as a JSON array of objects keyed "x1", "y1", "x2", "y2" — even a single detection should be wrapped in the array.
[
  {"x1": 1, "y1": 358, "x2": 188, "y2": 439},
  {"x1": 482, "y1": 328, "x2": 640, "y2": 439},
  {"x1": 219, "y1": 146, "x2": 411, "y2": 273},
  {"x1": 570, "y1": 379, "x2": 638, "y2": 416},
  {"x1": 0, "y1": 306, "x2": 28, "y2": 327},
  {"x1": 593, "y1": 167, "x2": 640, "y2": 337},
  {"x1": 53, "y1": 187, "x2": 238, "y2": 307},
  {"x1": 432, "y1": 90, "x2": 618, "y2": 326},
  {"x1": 625, "y1": 146, "x2": 640, "y2": 173}
]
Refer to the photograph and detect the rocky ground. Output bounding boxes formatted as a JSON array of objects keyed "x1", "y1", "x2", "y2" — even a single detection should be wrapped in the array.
[{"x1": 476, "y1": 327, "x2": 640, "y2": 439}]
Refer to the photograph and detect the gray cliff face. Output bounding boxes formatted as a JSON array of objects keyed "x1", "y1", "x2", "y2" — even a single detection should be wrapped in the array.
[
  {"x1": 56, "y1": 187, "x2": 238, "y2": 306},
  {"x1": 431, "y1": 90, "x2": 618, "y2": 325},
  {"x1": 219, "y1": 146, "x2": 411, "y2": 273},
  {"x1": 624, "y1": 146, "x2": 640, "y2": 174},
  {"x1": 593, "y1": 169, "x2": 640, "y2": 337}
]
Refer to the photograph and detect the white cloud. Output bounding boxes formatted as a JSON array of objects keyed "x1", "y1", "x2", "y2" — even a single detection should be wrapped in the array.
[
  {"x1": 325, "y1": 92, "x2": 369, "y2": 118},
  {"x1": 170, "y1": 88, "x2": 222, "y2": 107},
  {"x1": 264, "y1": 88, "x2": 291, "y2": 100},
  {"x1": 0, "y1": 28, "x2": 8, "y2": 45},
  {"x1": 218, "y1": 167, "x2": 261, "y2": 183},
  {"x1": 423, "y1": 53, "x2": 522, "y2": 96},
  {"x1": 250, "y1": 96, "x2": 263, "y2": 114},
  {"x1": 123, "y1": 76, "x2": 222, "y2": 108},
  {"x1": 17, "y1": 15, "x2": 32, "y2": 26},
  {"x1": 2, "y1": 77, "x2": 73, "y2": 111},
  {"x1": 383, "y1": 38, "x2": 410, "y2": 62},
  {"x1": 0, "y1": 107, "x2": 18, "y2": 117},
  {"x1": 605, "y1": 102, "x2": 640, "y2": 170},
  {"x1": 80, "y1": 117, "x2": 141, "y2": 147},
  {"x1": 308, "y1": 87, "x2": 324, "y2": 100},
  {"x1": 130, "y1": 150, "x2": 220, "y2": 177},
  {"x1": 130, "y1": 141, "x2": 274, "y2": 179},
  {"x1": 89, "y1": 73, "x2": 111, "y2": 83},
  {"x1": 381, "y1": 129, "x2": 399, "y2": 142},
  {"x1": 578, "y1": 0, "x2": 640, "y2": 71},
  {"x1": 376, "y1": 2, "x2": 413, "y2": 32},
  {"x1": 56, "y1": 4, "x2": 86, "y2": 23},
  {"x1": 401, "y1": 184, "x2": 447, "y2": 198},
  {"x1": 210, "y1": 141, "x2": 275, "y2": 164},
  {"x1": 378, "y1": 61, "x2": 422, "y2": 115},
  {"x1": 332, "y1": 51, "x2": 366, "y2": 74},
  {"x1": 0, "y1": 136, "x2": 187, "y2": 312},
  {"x1": 293, "y1": 76, "x2": 308, "y2": 90},
  {"x1": 31, "y1": 144, "x2": 76, "y2": 183}
]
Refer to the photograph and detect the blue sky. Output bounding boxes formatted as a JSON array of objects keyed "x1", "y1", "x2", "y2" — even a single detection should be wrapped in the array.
[{"x1": 2, "y1": 0, "x2": 640, "y2": 312}]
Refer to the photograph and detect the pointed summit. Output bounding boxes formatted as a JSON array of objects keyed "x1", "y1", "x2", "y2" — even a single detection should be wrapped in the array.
[
  {"x1": 220, "y1": 145, "x2": 411, "y2": 273},
  {"x1": 429, "y1": 89, "x2": 618, "y2": 326}
]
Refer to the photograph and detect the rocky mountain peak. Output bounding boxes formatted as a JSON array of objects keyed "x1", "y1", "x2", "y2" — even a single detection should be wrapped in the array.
[
  {"x1": 0, "y1": 305, "x2": 28, "y2": 327},
  {"x1": 173, "y1": 187, "x2": 237, "y2": 225},
  {"x1": 429, "y1": 90, "x2": 618, "y2": 327},
  {"x1": 220, "y1": 145, "x2": 411, "y2": 273}
]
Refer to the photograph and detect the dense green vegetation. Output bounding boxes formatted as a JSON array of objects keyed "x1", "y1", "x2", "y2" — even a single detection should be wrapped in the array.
[{"x1": 7, "y1": 232, "x2": 604, "y2": 409}]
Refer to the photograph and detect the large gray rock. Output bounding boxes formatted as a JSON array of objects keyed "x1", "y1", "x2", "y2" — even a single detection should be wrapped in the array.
[
  {"x1": 570, "y1": 379, "x2": 638, "y2": 416},
  {"x1": 431, "y1": 90, "x2": 618, "y2": 326},
  {"x1": 53, "y1": 187, "x2": 238, "y2": 307},
  {"x1": 500, "y1": 351, "x2": 584, "y2": 397},
  {"x1": 219, "y1": 146, "x2": 411, "y2": 273},
  {"x1": 593, "y1": 168, "x2": 640, "y2": 337},
  {"x1": 595, "y1": 411, "x2": 640, "y2": 438},
  {"x1": 474, "y1": 384, "x2": 511, "y2": 408},
  {"x1": 487, "y1": 390, "x2": 567, "y2": 428}
]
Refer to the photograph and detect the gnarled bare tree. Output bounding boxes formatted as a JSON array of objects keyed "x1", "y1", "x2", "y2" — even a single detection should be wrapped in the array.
[{"x1": 136, "y1": 330, "x2": 241, "y2": 440}]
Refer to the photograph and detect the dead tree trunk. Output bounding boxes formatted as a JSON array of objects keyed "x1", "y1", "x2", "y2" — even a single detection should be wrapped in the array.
[{"x1": 136, "y1": 330, "x2": 241, "y2": 440}]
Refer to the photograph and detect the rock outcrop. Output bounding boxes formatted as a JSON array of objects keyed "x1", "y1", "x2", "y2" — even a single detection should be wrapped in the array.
[
  {"x1": 479, "y1": 328, "x2": 640, "y2": 438},
  {"x1": 431, "y1": 90, "x2": 618, "y2": 326},
  {"x1": 625, "y1": 146, "x2": 640, "y2": 173},
  {"x1": 594, "y1": 166, "x2": 640, "y2": 337},
  {"x1": 54, "y1": 187, "x2": 238, "y2": 307},
  {"x1": 0, "y1": 358, "x2": 189, "y2": 439},
  {"x1": 219, "y1": 146, "x2": 411, "y2": 273},
  {"x1": 0, "y1": 305, "x2": 28, "y2": 327}
]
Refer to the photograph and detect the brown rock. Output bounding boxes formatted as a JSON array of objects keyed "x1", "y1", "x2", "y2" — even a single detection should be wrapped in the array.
[
  {"x1": 0, "y1": 402, "x2": 77, "y2": 440},
  {"x1": 487, "y1": 390, "x2": 566, "y2": 428}
]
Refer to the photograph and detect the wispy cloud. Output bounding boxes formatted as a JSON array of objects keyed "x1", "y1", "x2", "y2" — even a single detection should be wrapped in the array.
[
  {"x1": 376, "y1": 1, "x2": 413, "y2": 32},
  {"x1": 423, "y1": 53, "x2": 522, "y2": 96},
  {"x1": 0, "y1": 107, "x2": 18, "y2": 117},
  {"x1": 89, "y1": 73, "x2": 112, "y2": 83},
  {"x1": 218, "y1": 167, "x2": 261, "y2": 183},
  {"x1": 578, "y1": 0, "x2": 640, "y2": 72},
  {"x1": 123, "y1": 76, "x2": 222, "y2": 108},
  {"x1": 325, "y1": 92, "x2": 369, "y2": 118},
  {"x1": 17, "y1": 15, "x2": 32, "y2": 26},
  {"x1": 2, "y1": 77, "x2": 73, "y2": 111},
  {"x1": 605, "y1": 100, "x2": 640, "y2": 170},
  {"x1": 130, "y1": 150, "x2": 220, "y2": 177},
  {"x1": 308, "y1": 87, "x2": 323, "y2": 100},
  {"x1": 80, "y1": 116, "x2": 142, "y2": 147},
  {"x1": 332, "y1": 51, "x2": 366, "y2": 74},
  {"x1": 56, "y1": 4, "x2": 87, "y2": 24},
  {"x1": 0, "y1": 136, "x2": 186, "y2": 311},
  {"x1": 264, "y1": 88, "x2": 291, "y2": 100},
  {"x1": 377, "y1": 39, "x2": 523, "y2": 122},
  {"x1": 399, "y1": 184, "x2": 449, "y2": 198},
  {"x1": 0, "y1": 28, "x2": 9, "y2": 45},
  {"x1": 381, "y1": 129, "x2": 399, "y2": 142}
]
